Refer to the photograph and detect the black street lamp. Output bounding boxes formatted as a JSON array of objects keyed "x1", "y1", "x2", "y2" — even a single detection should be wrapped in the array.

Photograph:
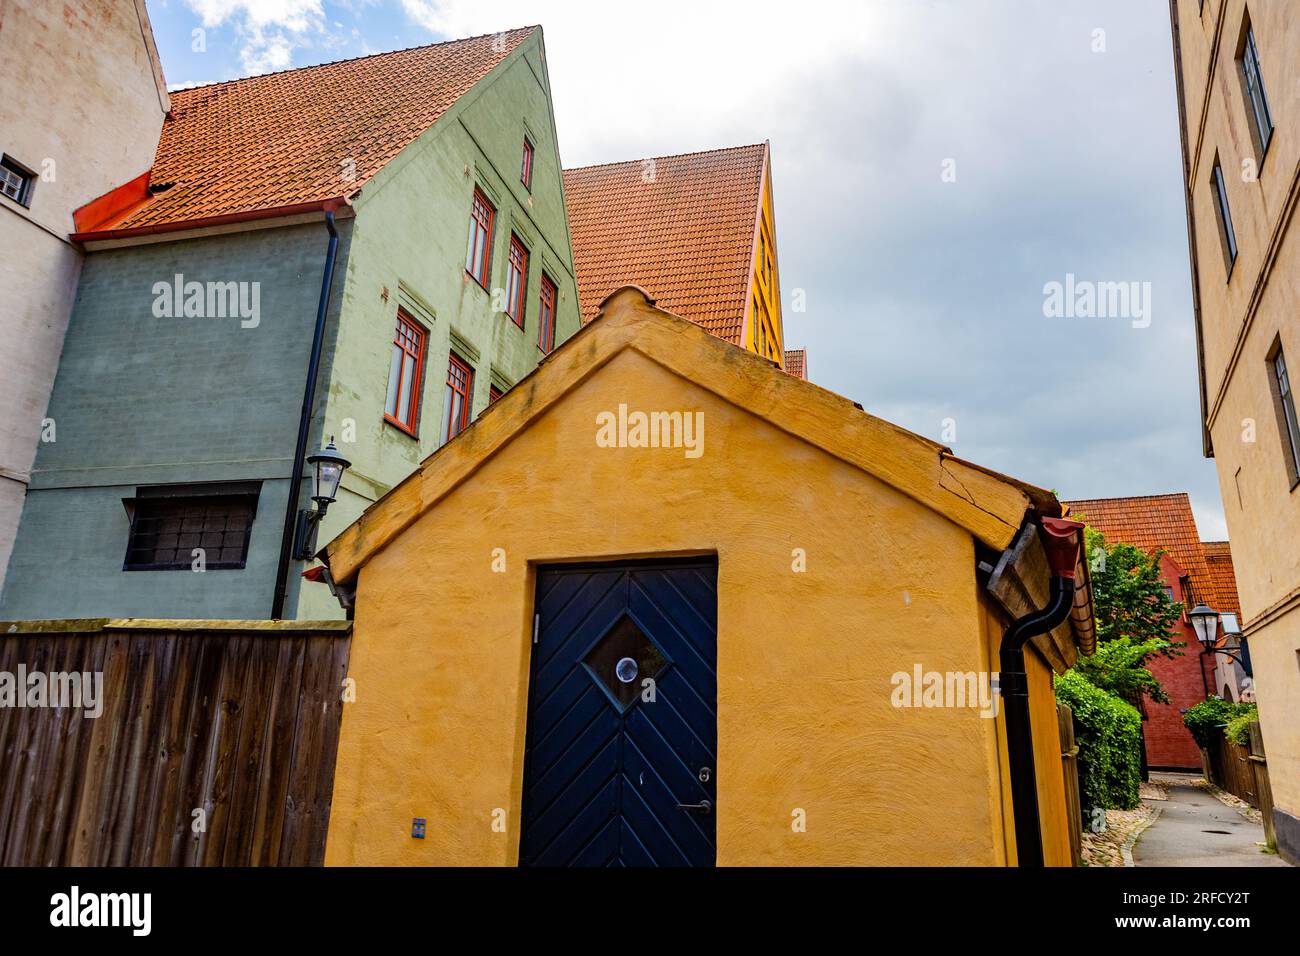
[
  {"x1": 293, "y1": 438, "x2": 351, "y2": 559},
  {"x1": 1189, "y1": 602, "x2": 1247, "y2": 667}
]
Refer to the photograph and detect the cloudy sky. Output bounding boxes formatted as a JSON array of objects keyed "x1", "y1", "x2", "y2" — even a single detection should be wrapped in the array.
[{"x1": 147, "y1": 0, "x2": 1226, "y2": 538}]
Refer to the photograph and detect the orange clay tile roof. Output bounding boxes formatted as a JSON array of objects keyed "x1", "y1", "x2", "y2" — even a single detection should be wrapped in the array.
[
  {"x1": 77, "y1": 28, "x2": 535, "y2": 235},
  {"x1": 1063, "y1": 493, "x2": 1213, "y2": 603},
  {"x1": 783, "y1": 348, "x2": 807, "y2": 379},
  {"x1": 563, "y1": 143, "x2": 767, "y2": 345},
  {"x1": 1202, "y1": 541, "x2": 1241, "y2": 617}
]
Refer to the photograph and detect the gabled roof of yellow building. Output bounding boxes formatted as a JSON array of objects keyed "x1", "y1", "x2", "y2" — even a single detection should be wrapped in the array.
[
  {"x1": 324, "y1": 286, "x2": 1069, "y2": 588},
  {"x1": 563, "y1": 144, "x2": 768, "y2": 344}
]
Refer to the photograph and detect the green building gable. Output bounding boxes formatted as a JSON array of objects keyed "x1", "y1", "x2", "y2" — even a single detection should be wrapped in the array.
[{"x1": 1, "y1": 30, "x2": 579, "y2": 621}]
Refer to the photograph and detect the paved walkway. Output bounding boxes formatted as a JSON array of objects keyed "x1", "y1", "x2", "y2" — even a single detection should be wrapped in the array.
[{"x1": 1133, "y1": 773, "x2": 1290, "y2": 867}]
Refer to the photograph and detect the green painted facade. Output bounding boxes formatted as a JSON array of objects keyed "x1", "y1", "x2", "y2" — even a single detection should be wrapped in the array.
[{"x1": 0, "y1": 32, "x2": 579, "y2": 621}]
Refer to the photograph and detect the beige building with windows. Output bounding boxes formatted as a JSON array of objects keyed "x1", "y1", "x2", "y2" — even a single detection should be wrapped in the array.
[
  {"x1": 1170, "y1": 0, "x2": 1300, "y2": 864},
  {"x1": 0, "y1": 0, "x2": 170, "y2": 590}
]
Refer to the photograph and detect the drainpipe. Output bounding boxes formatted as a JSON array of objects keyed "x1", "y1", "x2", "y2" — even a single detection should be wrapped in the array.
[
  {"x1": 272, "y1": 210, "x2": 340, "y2": 619},
  {"x1": 999, "y1": 516, "x2": 1083, "y2": 867}
]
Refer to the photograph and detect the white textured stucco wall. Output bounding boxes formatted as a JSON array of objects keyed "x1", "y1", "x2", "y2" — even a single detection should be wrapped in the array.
[{"x1": 0, "y1": 0, "x2": 168, "y2": 589}]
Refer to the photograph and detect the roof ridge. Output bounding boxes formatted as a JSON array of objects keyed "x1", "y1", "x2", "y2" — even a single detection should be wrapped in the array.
[
  {"x1": 564, "y1": 142, "x2": 767, "y2": 175},
  {"x1": 169, "y1": 25, "x2": 537, "y2": 96},
  {"x1": 1065, "y1": 491, "x2": 1192, "y2": 503},
  {"x1": 81, "y1": 24, "x2": 540, "y2": 237},
  {"x1": 325, "y1": 288, "x2": 1050, "y2": 584}
]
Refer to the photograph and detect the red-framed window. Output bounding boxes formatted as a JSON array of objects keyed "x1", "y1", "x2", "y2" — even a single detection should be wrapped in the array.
[
  {"x1": 465, "y1": 188, "x2": 494, "y2": 288},
  {"x1": 505, "y1": 234, "x2": 528, "y2": 328},
  {"x1": 383, "y1": 309, "x2": 427, "y2": 435},
  {"x1": 538, "y1": 274, "x2": 557, "y2": 353},
  {"x1": 521, "y1": 136, "x2": 535, "y2": 190},
  {"x1": 441, "y1": 352, "x2": 474, "y2": 443},
  {"x1": 488, "y1": 384, "x2": 504, "y2": 404}
]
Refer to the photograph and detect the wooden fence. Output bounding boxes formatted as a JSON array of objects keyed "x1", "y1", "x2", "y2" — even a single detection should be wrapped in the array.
[
  {"x1": 1203, "y1": 720, "x2": 1275, "y2": 849},
  {"x1": 1057, "y1": 702, "x2": 1083, "y2": 866},
  {"x1": 0, "y1": 619, "x2": 351, "y2": 866}
]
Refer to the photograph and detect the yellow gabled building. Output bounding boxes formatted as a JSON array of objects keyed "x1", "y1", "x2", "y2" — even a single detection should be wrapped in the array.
[
  {"x1": 564, "y1": 142, "x2": 791, "y2": 369},
  {"x1": 317, "y1": 287, "x2": 1096, "y2": 868}
]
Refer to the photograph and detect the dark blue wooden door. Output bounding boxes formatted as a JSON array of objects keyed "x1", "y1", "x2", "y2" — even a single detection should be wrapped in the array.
[{"x1": 520, "y1": 559, "x2": 718, "y2": 867}]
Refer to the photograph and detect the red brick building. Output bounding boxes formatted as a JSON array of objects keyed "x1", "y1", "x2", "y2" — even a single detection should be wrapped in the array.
[{"x1": 1064, "y1": 493, "x2": 1236, "y2": 770}]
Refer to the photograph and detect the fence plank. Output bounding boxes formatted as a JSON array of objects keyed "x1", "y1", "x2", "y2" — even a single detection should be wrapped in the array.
[
  {"x1": 69, "y1": 633, "x2": 130, "y2": 865},
  {"x1": 128, "y1": 633, "x2": 180, "y2": 865},
  {"x1": 48, "y1": 636, "x2": 107, "y2": 864},
  {"x1": 0, "y1": 638, "x2": 52, "y2": 864},
  {"x1": 280, "y1": 635, "x2": 338, "y2": 866},
  {"x1": 309, "y1": 635, "x2": 352, "y2": 866},
  {"x1": 250, "y1": 637, "x2": 307, "y2": 866},
  {"x1": 1247, "y1": 721, "x2": 1275, "y2": 849},
  {"x1": 220, "y1": 635, "x2": 280, "y2": 865},
  {"x1": 109, "y1": 634, "x2": 156, "y2": 864},
  {"x1": 1057, "y1": 702, "x2": 1082, "y2": 866},
  {"x1": 31, "y1": 637, "x2": 82, "y2": 865},
  {"x1": 200, "y1": 633, "x2": 254, "y2": 866}
]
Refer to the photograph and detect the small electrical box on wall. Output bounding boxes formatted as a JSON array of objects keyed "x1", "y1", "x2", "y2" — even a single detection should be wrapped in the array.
[{"x1": 411, "y1": 817, "x2": 426, "y2": 839}]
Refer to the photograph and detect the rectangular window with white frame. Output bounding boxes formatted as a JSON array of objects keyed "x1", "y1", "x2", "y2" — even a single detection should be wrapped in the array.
[{"x1": 0, "y1": 155, "x2": 35, "y2": 207}]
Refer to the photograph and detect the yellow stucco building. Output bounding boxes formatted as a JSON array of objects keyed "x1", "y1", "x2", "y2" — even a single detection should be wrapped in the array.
[
  {"x1": 1170, "y1": 0, "x2": 1300, "y2": 864},
  {"x1": 317, "y1": 288, "x2": 1094, "y2": 867}
]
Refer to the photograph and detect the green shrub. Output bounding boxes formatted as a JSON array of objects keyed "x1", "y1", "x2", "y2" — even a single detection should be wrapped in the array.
[
  {"x1": 1224, "y1": 704, "x2": 1258, "y2": 746},
  {"x1": 1182, "y1": 697, "x2": 1254, "y2": 749},
  {"x1": 1055, "y1": 670, "x2": 1143, "y2": 813},
  {"x1": 1070, "y1": 634, "x2": 1175, "y2": 706}
]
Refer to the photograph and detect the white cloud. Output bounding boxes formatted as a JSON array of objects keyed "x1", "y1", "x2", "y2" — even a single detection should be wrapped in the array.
[
  {"x1": 244, "y1": 32, "x2": 297, "y2": 73},
  {"x1": 167, "y1": 79, "x2": 222, "y2": 92},
  {"x1": 397, "y1": 0, "x2": 899, "y2": 163},
  {"x1": 188, "y1": 0, "x2": 323, "y2": 32},
  {"x1": 398, "y1": 0, "x2": 1222, "y2": 530},
  {"x1": 186, "y1": 0, "x2": 326, "y2": 74}
]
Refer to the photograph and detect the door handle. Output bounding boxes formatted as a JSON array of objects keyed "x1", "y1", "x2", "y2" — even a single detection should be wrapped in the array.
[{"x1": 675, "y1": 799, "x2": 712, "y2": 815}]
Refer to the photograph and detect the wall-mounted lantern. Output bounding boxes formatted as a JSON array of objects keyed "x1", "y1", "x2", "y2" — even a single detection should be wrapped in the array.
[
  {"x1": 294, "y1": 438, "x2": 351, "y2": 559},
  {"x1": 1189, "y1": 602, "x2": 1247, "y2": 666}
]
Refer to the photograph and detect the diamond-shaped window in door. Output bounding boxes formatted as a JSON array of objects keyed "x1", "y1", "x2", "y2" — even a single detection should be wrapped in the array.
[{"x1": 583, "y1": 614, "x2": 669, "y2": 711}]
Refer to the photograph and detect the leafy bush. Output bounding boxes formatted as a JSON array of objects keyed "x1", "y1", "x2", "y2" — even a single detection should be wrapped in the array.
[
  {"x1": 1182, "y1": 697, "x2": 1254, "y2": 749},
  {"x1": 1055, "y1": 670, "x2": 1142, "y2": 813},
  {"x1": 1224, "y1": 704, "x2": 1258, "y2": 746},
  {"x1": 1083, "y1": 528, "x2": 1185, "y2": 656},
  {"x1": 1071, "y1": 634, "x2": 1176, "y2": 706}
]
